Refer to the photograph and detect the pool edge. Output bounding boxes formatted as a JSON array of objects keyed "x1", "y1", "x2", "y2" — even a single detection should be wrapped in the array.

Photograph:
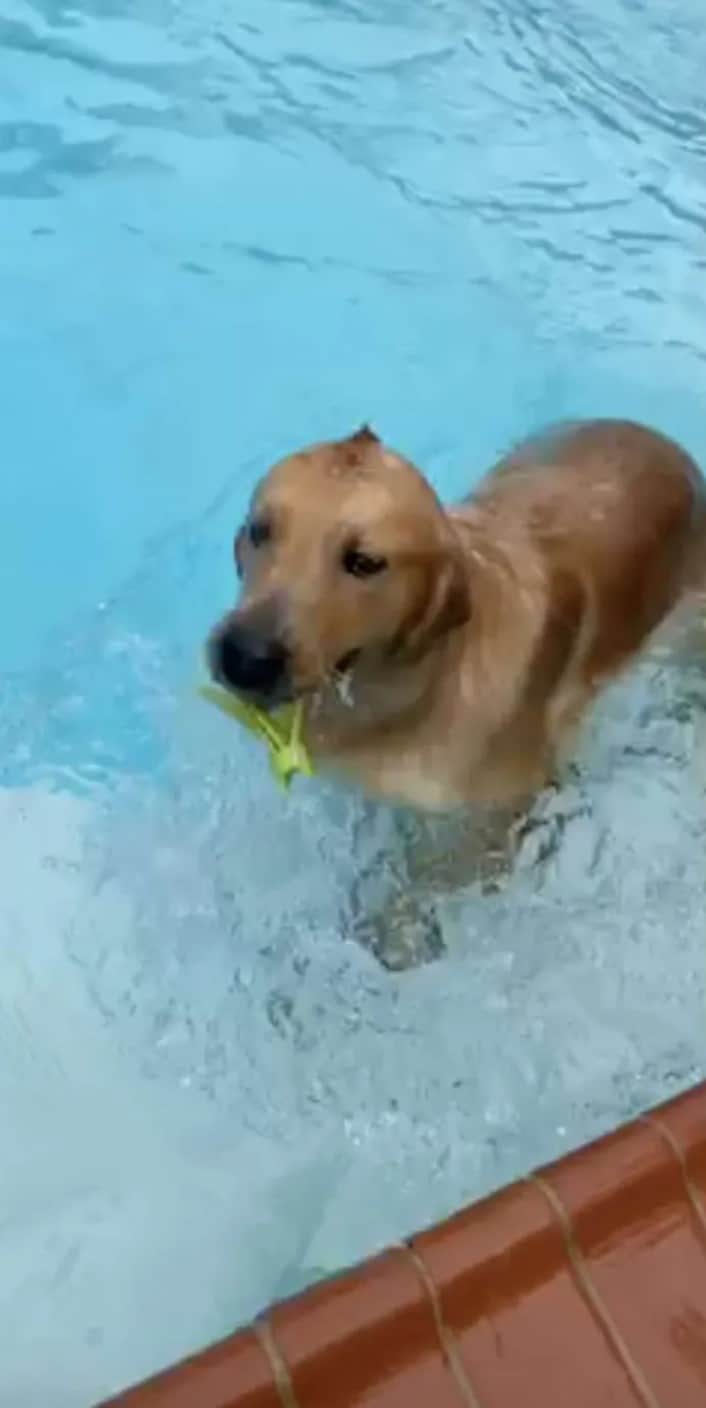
[{"x1": 98, "y1": 1080, "x2": 706, "y2": 1407}]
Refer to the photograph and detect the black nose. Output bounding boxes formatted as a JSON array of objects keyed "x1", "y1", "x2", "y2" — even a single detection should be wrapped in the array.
[{"x1": 212, "y1": 623, "x2": 289, "y2": 700}]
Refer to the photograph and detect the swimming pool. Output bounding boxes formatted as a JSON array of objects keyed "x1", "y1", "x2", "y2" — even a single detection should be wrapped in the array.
[{"x1": 2, "y1": 0, "x2": 706, "y2": 1400}]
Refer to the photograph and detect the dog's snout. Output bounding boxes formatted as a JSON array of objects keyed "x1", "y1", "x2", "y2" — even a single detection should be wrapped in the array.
[{"x1": 211, "y1": 621, "x2": 289, "y2": 700}]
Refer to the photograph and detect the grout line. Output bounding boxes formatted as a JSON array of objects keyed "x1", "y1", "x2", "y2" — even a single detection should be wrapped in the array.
[
  {"x1": 253, "y1": 1318, "x2": 301, "y2": 1408},
  {"x1": 399, "y1": 1242, "x2": 485, "y2": 1408},
  {"x1": 640, "y1": 1113, "x2": 706, "y2": 1246},
  {"x1": 530, "y1": 1174, "x2": 664, "y2": 1408}
]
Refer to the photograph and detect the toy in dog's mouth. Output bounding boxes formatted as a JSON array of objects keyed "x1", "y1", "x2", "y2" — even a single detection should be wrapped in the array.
[
  {"x1": 199, "y1": 684, "x2": 313, "y2": 790},
  {"x1": 199, "y1": 638, "x2": 364, "y2": 787}
]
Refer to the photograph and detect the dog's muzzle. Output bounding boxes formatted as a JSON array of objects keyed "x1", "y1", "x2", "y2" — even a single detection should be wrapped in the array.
[{"x1": 208, "y1": 614, "x2": 290, "y2": 706}]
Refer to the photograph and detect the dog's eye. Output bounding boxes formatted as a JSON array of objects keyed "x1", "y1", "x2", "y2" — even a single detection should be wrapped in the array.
[
  {"x1": 342, "y1": 548, "x2": 387, "y2": 579},
  {"x1": 249, "y1": 518, "x2": 271, "y2": 549}
]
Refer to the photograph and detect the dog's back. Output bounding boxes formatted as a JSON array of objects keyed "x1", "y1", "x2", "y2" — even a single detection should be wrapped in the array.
[
  {"x1": 452, "y1": 420, "x2": 706, "y2": 793},
  {"x1": 501, "y1": 421, "x2": 701, "y2": 645}
]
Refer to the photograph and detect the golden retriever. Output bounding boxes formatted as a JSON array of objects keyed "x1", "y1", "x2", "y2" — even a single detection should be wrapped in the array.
[{"x1": 208, "y1": 420, "x2": 705, "y2": 812}]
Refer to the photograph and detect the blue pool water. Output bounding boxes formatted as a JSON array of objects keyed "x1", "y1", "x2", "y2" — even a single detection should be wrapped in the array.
[{"x1": 2, "y1": 0, "x2": 706, "y2": 1401}]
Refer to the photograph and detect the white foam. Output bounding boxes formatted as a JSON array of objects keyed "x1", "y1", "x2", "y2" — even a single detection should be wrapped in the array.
[{"x1": 2, "y1": 636, "x2": 705, "y2": 1402}]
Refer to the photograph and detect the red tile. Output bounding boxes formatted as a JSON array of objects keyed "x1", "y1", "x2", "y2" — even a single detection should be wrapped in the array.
[
  {"x1": 542, "y1": 1115, "x2": 706, "y2": 1407},
  {"x1": 414, "y1": 1180, "x2": 645, "y2": 1407},
  {"x1": 268, "y1": 1246, "x2": 470, "y2": 1407}
]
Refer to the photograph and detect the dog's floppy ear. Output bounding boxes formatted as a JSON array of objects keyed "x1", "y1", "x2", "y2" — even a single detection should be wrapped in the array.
[{"x1": 398, "y1": 544, "x2": 470, "y2": 661}]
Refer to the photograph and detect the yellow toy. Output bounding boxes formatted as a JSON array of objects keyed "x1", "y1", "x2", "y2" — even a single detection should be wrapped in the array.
[{"x1": 199, "y1": 685, "x2": 313, "y2": 791}]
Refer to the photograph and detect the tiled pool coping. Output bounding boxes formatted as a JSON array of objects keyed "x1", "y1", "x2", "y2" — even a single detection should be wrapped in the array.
[{"x1": 101, "y1": 1081, "x2": 706, "y2": 1406}]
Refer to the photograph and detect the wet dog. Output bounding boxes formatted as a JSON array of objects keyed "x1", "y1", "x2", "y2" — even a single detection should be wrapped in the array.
[{"x1": 209, "y1": 420, "x2": 705, "y2": 813}]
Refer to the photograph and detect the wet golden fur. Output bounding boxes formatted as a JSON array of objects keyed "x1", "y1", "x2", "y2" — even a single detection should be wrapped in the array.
[{"x1": 221, "y1": 420, "x2": 705, "y2": 811}]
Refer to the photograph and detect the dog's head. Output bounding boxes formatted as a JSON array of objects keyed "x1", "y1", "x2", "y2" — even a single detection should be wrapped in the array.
[{"x1": 208, "y1": 427, "x2": 469, "y2": 707}]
